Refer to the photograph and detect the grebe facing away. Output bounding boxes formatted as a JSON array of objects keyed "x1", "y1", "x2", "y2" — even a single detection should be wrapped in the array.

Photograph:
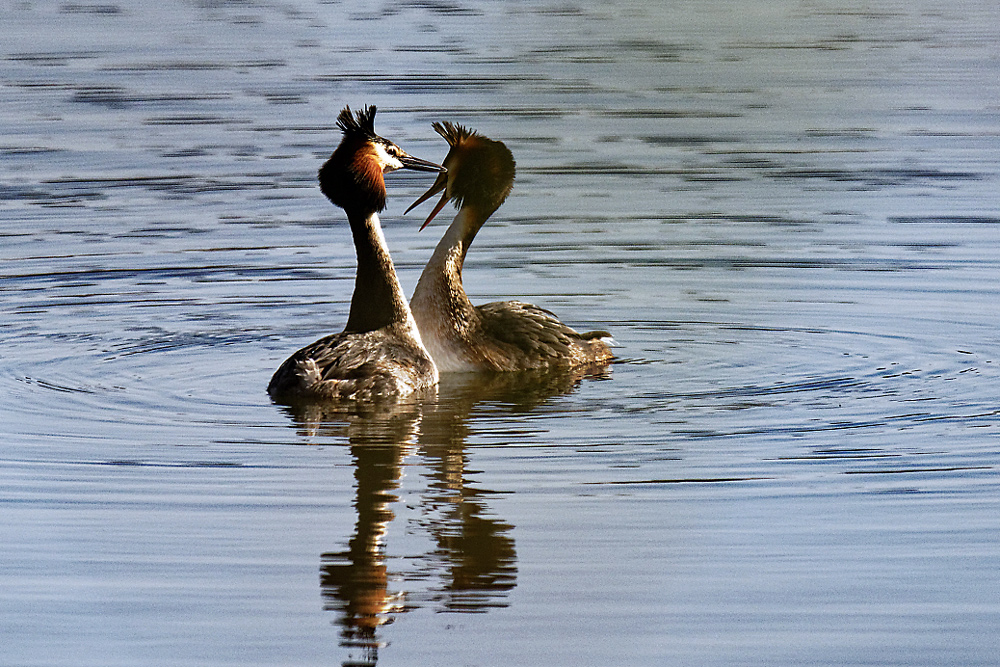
[
  {"x1": 407, "y1": 122, "x2": 613, "y2": 372},
  {"x1": 268, "y1": 105, "x2": 445, "y2": 402}
]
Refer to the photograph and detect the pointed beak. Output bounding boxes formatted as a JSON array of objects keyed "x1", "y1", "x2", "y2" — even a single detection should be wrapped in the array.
[
  {"x1": 398, "y1": 153, "x2": 447, "y2": 173},
  {"x1": 404, "y1": 171, "x2": 452, "y2": 230},
  {"x1": 419, "y1": 191, "x2": 452, "y2": 231}
]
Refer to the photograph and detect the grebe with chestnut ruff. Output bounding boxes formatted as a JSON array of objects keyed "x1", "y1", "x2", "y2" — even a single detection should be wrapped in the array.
[{"x1": 268, "y1": 105, "x2": 445, "y2": 402}]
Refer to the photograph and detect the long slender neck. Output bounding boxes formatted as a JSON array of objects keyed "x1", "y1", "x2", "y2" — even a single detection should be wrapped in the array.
[
  {"x1": 412, "y1": 206, "x2": 490, "y2": 319},
  {"x1": 344, "y1": 210, "x2": 412, "y2": 333}
]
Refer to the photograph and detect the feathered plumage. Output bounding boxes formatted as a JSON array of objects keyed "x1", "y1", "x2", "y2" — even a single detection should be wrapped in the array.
[
  {"x1": 408, "y1": 122, "x2": 613, "y2": 372},
  {"x1": 268, "y1": 325, "x2": 438, "y2": 402},
  {"x1": 268, "y1": 105, "x2": 445, "y2": 403}
]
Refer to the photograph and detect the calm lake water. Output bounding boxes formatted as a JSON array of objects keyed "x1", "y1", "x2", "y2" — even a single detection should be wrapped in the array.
[{"x1": 3, "y1": 0, "x2": 1000, "y2": 665}]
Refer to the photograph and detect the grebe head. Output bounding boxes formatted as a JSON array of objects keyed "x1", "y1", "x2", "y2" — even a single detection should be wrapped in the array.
[
  {"x1": 405, "y1": 122, "x2": 516, "y2": 230},
  {"x1": 319, "y1": 105, "x2": 445, "y2": 216}
]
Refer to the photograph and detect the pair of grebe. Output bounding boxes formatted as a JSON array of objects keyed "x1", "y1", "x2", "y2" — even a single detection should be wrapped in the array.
[{"x1": 268, "y1": 106, "x2": 611, "y2": 402}]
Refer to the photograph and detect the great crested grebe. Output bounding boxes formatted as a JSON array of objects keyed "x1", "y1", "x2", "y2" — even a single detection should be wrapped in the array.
[
  {"x1": 268, "y1": 105, "x2": 445, "y2": 402},
  {"x1": 407, "y1": 122, "x2": 613, "y2": 372}
]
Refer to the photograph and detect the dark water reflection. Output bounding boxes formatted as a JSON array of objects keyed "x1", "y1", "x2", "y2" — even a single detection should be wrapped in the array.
[{"x1": 281, "y1": 368, "x2": 597, "y2": 664}]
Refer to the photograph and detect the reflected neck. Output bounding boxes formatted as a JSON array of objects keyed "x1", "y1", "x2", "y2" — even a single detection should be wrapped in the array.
[{"x1": 344, "y1": 211, "x2": 411, "y2": 333}]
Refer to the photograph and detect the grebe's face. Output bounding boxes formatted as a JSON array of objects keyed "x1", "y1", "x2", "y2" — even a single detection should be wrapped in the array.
[
  {"x1": 373, "y1": 140, "x2": 406, "y2": 173},
  {"x1": 373, "y1": 139, "x2": 446, "y2": 175}
]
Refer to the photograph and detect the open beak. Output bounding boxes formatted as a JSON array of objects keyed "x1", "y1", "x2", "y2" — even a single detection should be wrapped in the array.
[
  {"x1": 404, "y1": 171, "x2": 451, "y2": 231},
  {"x1": 398, "y1": 153, "x2": 447, "y2": 173}
]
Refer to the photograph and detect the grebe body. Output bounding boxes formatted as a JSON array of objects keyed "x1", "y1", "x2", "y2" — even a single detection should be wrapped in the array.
[
  {"x1": 408, "y1": 122, "x2": 612, "y2": 373},
  {"x1": 268, "y1": 105, "x2": 444, "y2": 402}
]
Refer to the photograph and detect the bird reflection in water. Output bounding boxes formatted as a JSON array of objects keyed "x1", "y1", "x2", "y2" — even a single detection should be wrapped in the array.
[
  {"x1": 320, "y1": 420, "x2": 413, "y2": 666},
  {"x1": 278, "y1": 364, "x2": 609, "y2": 666}
]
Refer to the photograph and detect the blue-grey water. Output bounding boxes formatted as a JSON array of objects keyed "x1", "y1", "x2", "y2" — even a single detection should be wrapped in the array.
[{"x1": 3, "y1": 1, "x2": 1000, "y2": 665}]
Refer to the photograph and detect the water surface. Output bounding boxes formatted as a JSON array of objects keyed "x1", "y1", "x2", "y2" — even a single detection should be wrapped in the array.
[{"x1": 2, "y1": 1, "x2": 1000, "y2": 665}]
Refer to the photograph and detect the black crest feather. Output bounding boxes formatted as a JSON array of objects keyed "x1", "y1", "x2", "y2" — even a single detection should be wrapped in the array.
[
  {"x1": 337, "y1": 105, "x2": 379, "y2": 140},
  {"x1": 432, "y1": 121, "x2": 477, "y2": 147}
]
